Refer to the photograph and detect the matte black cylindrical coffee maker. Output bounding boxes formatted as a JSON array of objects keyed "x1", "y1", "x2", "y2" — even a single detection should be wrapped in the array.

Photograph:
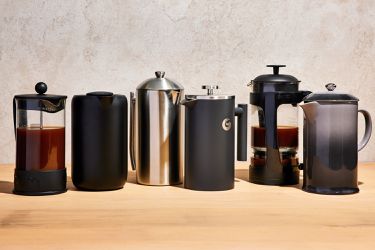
[
  {"x1": 248, "y1": 65, "x2": 310, "y2": 185},
  {"x1": 71, "y1": 92, "x2": 128, "y2": 191},
  {"x1": 182, "y1": 85, "x2": 247, "y2": 191}
]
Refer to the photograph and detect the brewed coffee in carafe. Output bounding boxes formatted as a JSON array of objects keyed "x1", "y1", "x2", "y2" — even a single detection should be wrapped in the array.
[
  {"x1": 16, "y1": 126, "x2": 65, "y2": 171},
  {"x1": 248, "y1": 65, "x2": 310, "y2": 185},
  {"x1": 251, "y1": 105, "x2": 299, "y2": 175},
  {"x1": 13, "y1": 82, "x2": 67, "y2": 195}
]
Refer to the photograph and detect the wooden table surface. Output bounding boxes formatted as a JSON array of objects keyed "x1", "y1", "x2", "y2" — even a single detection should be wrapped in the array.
[{"x1": 1, "y1": 163, "x2": 375, "y2": 250}]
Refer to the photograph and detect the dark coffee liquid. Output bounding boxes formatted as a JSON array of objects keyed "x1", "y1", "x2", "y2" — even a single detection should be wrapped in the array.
[
  {"x1": 251, "y1": 126, "x2": 298, "y2": 148},
  {"x1": 251, "y1": 126, "x2": 299, "y2": 168},
  {"x1": 16, "y1": 127, "x2": 65, "y2": 171}
]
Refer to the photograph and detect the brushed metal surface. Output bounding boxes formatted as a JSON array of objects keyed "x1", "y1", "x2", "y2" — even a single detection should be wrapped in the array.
[{"x1": 131, "y1": 89, "x2": 183, "y2": 185}]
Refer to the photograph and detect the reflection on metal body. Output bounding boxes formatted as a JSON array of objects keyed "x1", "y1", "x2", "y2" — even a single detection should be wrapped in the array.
[{"x1": 130, "y1": 87, "x2": 183, "y2": 186}]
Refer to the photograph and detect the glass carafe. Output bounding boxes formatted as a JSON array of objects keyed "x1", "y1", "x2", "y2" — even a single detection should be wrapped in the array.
[
  {"x1": 250, "y1": 104, "x2": 299, "y2": 180},
  {"x1": 248, "y1": 65, "x2": 310, "y2": 185},
  {"x1": 13, "y1": 82, "x2": 67, "y2": 195}
]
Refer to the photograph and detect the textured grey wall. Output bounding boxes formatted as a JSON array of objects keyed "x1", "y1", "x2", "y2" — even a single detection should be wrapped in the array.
[{"x1": 1, "y1": 0, "x2": 374, "y2": 164}]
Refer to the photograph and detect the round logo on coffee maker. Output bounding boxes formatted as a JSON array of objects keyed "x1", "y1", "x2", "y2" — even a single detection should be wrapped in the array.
[{"x1": 222, "y1": 118, "x2": 232, "y2": 131}]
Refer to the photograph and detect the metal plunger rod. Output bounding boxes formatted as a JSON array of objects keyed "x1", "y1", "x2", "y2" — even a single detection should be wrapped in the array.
[{"x1": 40, "y1": 111, "x2": 43, "y2": 129}]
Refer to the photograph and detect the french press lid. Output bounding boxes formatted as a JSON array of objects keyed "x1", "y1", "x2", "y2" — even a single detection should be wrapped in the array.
[
  {"x1": 251, "y1": 65, "x2": 300, "y2": 93},
  {"x1": 185, "y1": 85, "x2": 234, "y2": 100},
  {"x1": 304, "y1": 83, "x2": 359, "y2": 103},
  {"x1": 137, "y1": 71, "x2": 183, "y2": 91},
  {"x1": 14, "y1": 82, "x2": 67, "y2": 113}
]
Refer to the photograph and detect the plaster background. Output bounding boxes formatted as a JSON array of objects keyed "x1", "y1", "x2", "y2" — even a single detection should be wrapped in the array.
[{"x1": 0, "y1": 0, "x2": 374, "y2": 164}]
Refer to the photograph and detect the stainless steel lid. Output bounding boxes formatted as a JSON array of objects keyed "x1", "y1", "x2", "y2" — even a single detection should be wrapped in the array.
[
  {"x1": 304, "y1": 83, "x2": 359, "y2": 103},
  {"x1": 186, "y1": 85, "x2": 234, "y2": 100},
  {"x1": 137, "y1": 71, "x2": 183, "y2": 91}
]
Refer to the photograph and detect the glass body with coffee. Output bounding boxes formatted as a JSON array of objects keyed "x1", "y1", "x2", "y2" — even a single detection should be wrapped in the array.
[
  {"x1": 13, "y1": 82, "x2": 67, "y2": 195},
  {"x1": 248, "y1": 65, "x2": 310, "y2": 185}
]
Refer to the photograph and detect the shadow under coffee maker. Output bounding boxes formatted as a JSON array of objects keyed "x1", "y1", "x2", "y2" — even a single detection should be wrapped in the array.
[{"x1": 248, "y1": 65, "x2": 310, "y2": 185}]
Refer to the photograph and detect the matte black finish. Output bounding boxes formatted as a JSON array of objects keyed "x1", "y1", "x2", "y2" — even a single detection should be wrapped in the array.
[
  {"x1": 235, "y1": 104, "x2": 248, "y2": 161},
  {"x1": 71, "y1": 93, "x2": 128, "y2": 191},
  {"x1": 249, "y1": 65, "x2": 311, "y2": 186},
  {"x1": 184, "y1": 98, "x2": 247, "y2": 191},
  {"x1": 304, "y1": 83, "x2": 359, "y2": 102},
  {"x1": 252, "y1": 65, "x2": 300, "y2": 92},
  {"x1": 13, "y1": 169, "x2": 67, "y2": 196},
  {"x1": 35, "y1": 82, "x2": 48, "y2": 94}
]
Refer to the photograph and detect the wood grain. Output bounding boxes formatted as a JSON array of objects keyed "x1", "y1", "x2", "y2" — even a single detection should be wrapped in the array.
[{"x1": 1, "y1": 163, "x2": 375, "y2": 249}]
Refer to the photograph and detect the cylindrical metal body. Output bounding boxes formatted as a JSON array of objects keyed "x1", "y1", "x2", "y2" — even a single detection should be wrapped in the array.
[
  {"x1": 184, "y1": 98, "x2": 235, "y2": 191},
  {"x1": 130, "y1": 71, "x2": 184, "y2": 185},
  {"x1": 71, "y1": 92, "x2": 128, "y2": 191},
  {"x1": 135, "y1": 89, "x2": 183, "y2": 185}
]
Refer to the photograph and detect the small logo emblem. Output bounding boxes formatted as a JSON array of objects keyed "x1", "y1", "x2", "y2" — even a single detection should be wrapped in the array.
[{"x1": 222, "y1": 118, "x2": 232, "y2": 131}]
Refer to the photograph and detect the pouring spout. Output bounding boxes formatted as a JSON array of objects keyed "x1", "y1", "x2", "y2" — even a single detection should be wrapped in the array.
[
  {"x1": 300, "y1": 101, "x2": 319, "y2": 120},
  {"x1": 180, "y1": 98, "x2": 197, "y2": 108}
]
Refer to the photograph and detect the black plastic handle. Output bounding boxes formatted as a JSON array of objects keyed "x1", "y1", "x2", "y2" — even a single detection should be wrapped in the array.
[
  {"x1": 267, "y1": 65, "x2": 286, "y2": 75},
  {"x1": 235, "y1": 104, "x2": 248, "y2": 161},
  {"x1": 13, "y1": 97, "x2": 16, "y2": 138}
]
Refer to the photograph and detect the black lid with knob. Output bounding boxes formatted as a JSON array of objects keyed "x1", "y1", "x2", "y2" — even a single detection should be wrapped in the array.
[
  {"x1": 251, "y1": 65, "x2": 301, "y2": 93},
  {"x1": 14, "y1": 82, "x2": 67, "y2": 113},
  {"x1": 304, "y1": 83, "x2": 359, "y2": 103}
]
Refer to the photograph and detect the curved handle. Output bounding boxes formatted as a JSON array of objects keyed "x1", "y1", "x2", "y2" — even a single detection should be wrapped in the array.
[
  {"x1": 235, "y1": 104, "x2": 247, "y2": 161},
  {"x1": 13, "y1": 97, "x2": 16, "y2": 138},
  {"x1": 358, "y1": 109, "x2": 372, "y2": 151},
  {"x1": 129, "y1": 92, "x2": 136, "y2": 170}
]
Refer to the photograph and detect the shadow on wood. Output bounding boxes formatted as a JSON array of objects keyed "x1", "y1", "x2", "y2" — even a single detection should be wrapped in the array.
[
  {"x1": 235, "y1": 168, "x2": 248, "y2": 182},
  {"x1": 0, "y1": 181, "x2": 13, "y2": 194}
]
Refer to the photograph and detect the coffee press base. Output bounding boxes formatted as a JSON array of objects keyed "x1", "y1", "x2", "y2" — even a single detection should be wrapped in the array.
[
  {"x1": 13, "y1": 169, "x2": 67, "y2": 196},
  {"x1": 184, "y1": 182, "x2": 234, "y2": 191},
  {"x1": 249, "y1": 165, "x2": 300, "y2": 186},
  {"x1": 303, "y1": 186, "x2": 359, "y2": 195}
]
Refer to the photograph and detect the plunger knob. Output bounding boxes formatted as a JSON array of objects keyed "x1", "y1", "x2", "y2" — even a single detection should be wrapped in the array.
[
  {"x1": 202, "y1": 85, "x2": 219, "y2": 95},
  {"x1": 35, "y1": 82, "x2": 47, "y2": 95}
]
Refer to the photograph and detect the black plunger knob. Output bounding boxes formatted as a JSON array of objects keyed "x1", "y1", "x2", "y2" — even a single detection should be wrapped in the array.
[
  {"x1": 35, "y1": 82, "x2": 47, "y2": 94},
  {"x1": 267, "y1": 65, "x2": 286, "y2": 75}
]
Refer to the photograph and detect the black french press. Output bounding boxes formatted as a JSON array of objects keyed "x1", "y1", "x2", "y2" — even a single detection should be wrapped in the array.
[
  {"x1": 182, "y1": 85, "x2": 247, "y2": 191},
  {"x1": 248, "y1": 65, "x2": 310, "y2": 185}
]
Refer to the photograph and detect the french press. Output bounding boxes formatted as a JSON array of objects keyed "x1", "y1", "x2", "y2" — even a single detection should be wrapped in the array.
[
  {"x1": 13, "y1": 82, "x2": 67, "y2": 195},
  {"x1": 181, "y1": 85, "x2": 247, "y2": 191},
  {"x1": 248, "y1": 65, "x2": 310, "y2": 185},
  {"x1": 130, "y1": 71, "x2": 184, "y2": 186},
  {"x1": 300, "y1": 83, "x2": 372, "y2": 194}
]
